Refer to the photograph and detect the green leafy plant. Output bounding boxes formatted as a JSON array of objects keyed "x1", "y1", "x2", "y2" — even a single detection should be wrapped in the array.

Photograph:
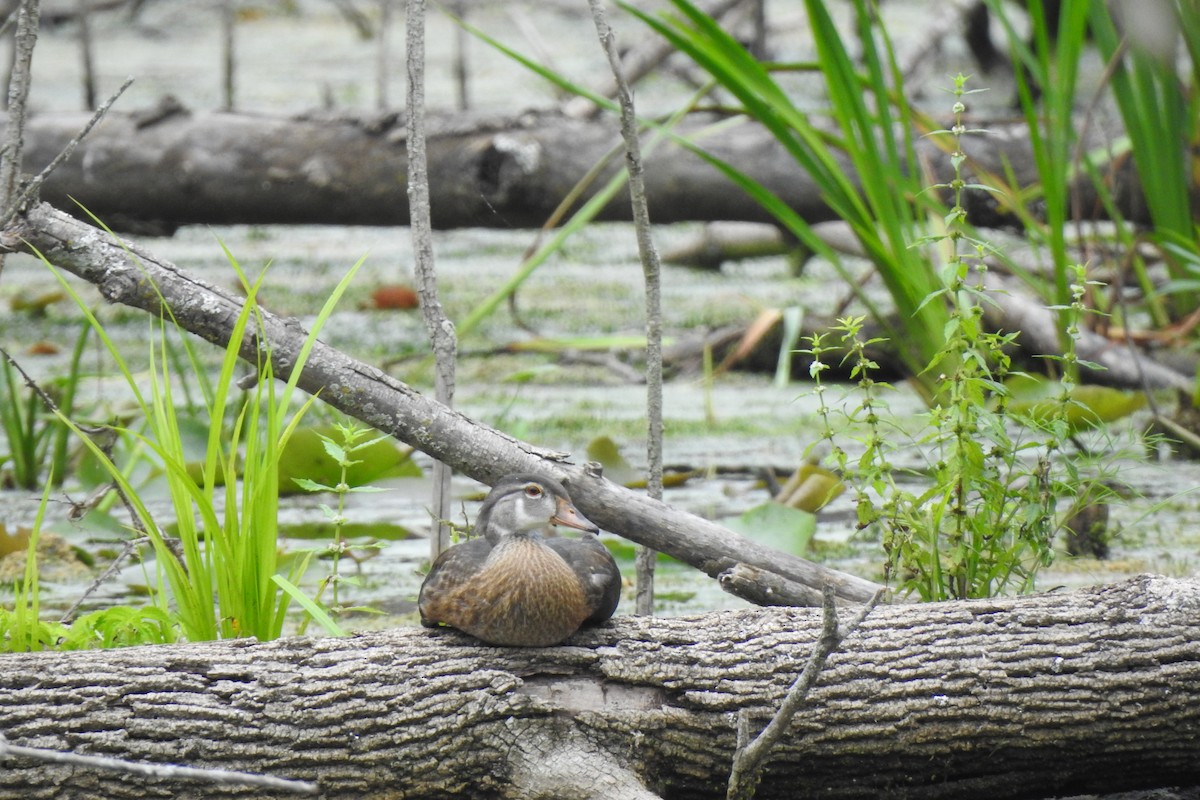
[
  {"x1": 805, "y1": 81, "x2": 1116, "y2": 600},
  {"x1": 291, "y1": 420, "x2": 394, "y2": 631},
  {"x1": 278, "y1": 422, "x2": 420, "y2": 495},
  {"x1": 57, "y1": 606, "x2": 180, "y2": 649}
]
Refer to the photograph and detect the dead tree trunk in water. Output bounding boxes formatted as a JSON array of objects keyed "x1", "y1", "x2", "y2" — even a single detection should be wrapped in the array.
[
  {"x1": 7, "y1": 107, "x2": 1156, "y2": 233},
  {"x1": 0, "y1": 576, "x2": 1198, "y2": 799}
]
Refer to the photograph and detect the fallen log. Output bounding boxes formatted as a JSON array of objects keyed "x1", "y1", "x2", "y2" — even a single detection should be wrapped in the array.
[
  {"x1": 7, "y1": 105, "x2": 1152, "y2": 233},
  {"x1": 0, "y1": 575, "x2": 1197, "y2": 799}
]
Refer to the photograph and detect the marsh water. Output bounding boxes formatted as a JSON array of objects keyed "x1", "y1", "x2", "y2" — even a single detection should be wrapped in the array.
[{"x1": 1, "y1": 1, "x2": 1197, "y2": 627}]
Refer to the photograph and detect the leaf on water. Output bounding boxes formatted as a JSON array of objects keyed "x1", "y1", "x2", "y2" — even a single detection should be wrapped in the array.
[
  {"x1": 1007, "y1": 374, "x2": 1147, "y2": 432},
  {"x1": 279, "y1": 426, "x2": 421, "y2": 495},
  {"x1": 584, "y1": 435, "x2": 694, "y2": 488},
  {"x1": 585, "y1": 435, "x2": 639, "y2": 486},
  {"x1": 725, "y1": 502, "x2": 816, "y2": 556},
  {"x1": 774, "y1": 462, "x2": 845, "y2": 513}
]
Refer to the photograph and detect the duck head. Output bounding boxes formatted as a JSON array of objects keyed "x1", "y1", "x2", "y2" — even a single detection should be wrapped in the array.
[{"x1": 474, "y1": 473, "x2": 599, "y2": 543}]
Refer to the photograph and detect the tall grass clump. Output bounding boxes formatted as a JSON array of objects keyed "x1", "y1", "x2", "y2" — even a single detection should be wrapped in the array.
[
  {"x1": 37, "y1": 237, "x2": 364, "y2": 642},
  {"x1": 0, "y1": 321, "x2": 90, "y2": 490},
  {"x1": 1090, "y1": 0, "x2": 1200, "y2": 319},
  {"x1": 623, "y1": 0, "x2": 953, "y2": 399},
  {"x1": 994, "y1": 0, "x2": 1090, "y2": 348},
  {"x1": 979, "y1": 0, "x2": 1198, "y2": 331}
]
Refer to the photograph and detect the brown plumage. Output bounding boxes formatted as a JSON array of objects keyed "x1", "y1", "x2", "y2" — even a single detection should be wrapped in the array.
[{"x1": 418, "y1": 474, "x2": 621, "y2": 647}]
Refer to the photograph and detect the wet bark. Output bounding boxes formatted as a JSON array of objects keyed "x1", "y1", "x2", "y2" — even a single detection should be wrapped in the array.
[
  {"x1": 0, "y1": 575, "x2": 1197, "y2": 799},
  {"x1": 6, "y1": 106, "x2": 1161, "y2": 233}
]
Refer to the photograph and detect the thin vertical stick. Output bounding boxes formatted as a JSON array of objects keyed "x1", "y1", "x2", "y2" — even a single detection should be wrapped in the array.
[
  {"x1": 587, "y1": 0, "x2": 663, "y2": 616},
  {"x1": 407, "y1": 0, "x2": 456, "y2": 561},
  {"x1": 376, "y1": 0, "x2": 392, "y2": 110},
  {"x1": 0, "y1": 0, "x2": 40, "y2": 280},
  {"x1": 76, "y1": 0, "x2": 96, "y2": 109},
  {"x1": 221, "y1": 1, "x2": 236, "y2": 111},
  {"x1": 452, "y1": 1, "x2": 469, "y2": 110}
]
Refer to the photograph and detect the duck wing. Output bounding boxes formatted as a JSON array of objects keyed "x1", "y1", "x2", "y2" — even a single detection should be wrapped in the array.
[
  {"x1": 417, "y1": 537, "x2": 493, "y2": 628},
  {"x1": 545, "y1": 534, "x2": 621, "y2": 625}
]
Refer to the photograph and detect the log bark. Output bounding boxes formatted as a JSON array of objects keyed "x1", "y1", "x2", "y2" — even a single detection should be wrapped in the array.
[
  {"x1": 0, "y1": 201, "x2": 881, "y2": 606},
  {"x1": 0, "y1": 575, "x2": 1198, "y2": 799},
  {"x1": 7, "y1": 106, "x2": 1158, "y2": 232}
]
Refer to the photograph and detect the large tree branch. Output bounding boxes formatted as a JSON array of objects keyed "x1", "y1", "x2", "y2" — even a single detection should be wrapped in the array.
[
  {"x1": 0, "y1": 575, "x2": 1197, "y2": 798},
  {"x1": 1, "y1": 200, "x2": 881, "y2": 604}
]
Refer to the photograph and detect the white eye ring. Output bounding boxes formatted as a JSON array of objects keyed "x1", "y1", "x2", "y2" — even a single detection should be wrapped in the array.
[{"x1": 524, "y1": 484, "x2": 543, "y2": 498}]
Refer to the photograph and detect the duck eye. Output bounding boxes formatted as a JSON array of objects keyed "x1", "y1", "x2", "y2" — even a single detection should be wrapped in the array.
[{"x1": 524, "y1": 484, "x2": 543, "y2": 498}]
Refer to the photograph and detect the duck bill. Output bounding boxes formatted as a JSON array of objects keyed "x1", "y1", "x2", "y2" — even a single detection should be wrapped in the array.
[{"x1": 552, "y1": 496, "x2": 600, "y2": 533}]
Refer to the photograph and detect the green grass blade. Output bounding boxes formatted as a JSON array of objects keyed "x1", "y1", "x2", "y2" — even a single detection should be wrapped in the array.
[{"x1": 273, "y1": 573, "x2": 346, "y2": 637}]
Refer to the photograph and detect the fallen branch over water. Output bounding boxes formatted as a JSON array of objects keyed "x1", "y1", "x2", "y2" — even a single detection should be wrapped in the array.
[{"x1": 1, "y1": 200, "x2": 881, "y2": 605}]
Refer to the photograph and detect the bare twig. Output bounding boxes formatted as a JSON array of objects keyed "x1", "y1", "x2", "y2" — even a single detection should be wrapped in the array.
[
  {"x1": 566, "y1": 0, "x2": 748, "y2": 118},
  {"x1": 587, "y1": 0, "x2": 664, "y2": 616},
  {"x1": 220, "y1": 1, "x2": 235, "y2": 111},
  {"x1": 58, "y1": 535, "x2": 147, "y2": 624},
  {"x1": 0, "y1": 0, "x2": 38, "y2": 277},
  {"x1": 0, "y1": 733, "x2": 318, "y2": 794},
  {"x1": 726, "y1": 586, "x2": 885, "y2": 800},
  {"x1": 0, "y1": 343, "x2": 149, "y2": 553},
  {"x1": 407, "y1": 0, "x2": 457, "y2": 560},
  {"x1": 76, "y1": 0, "x2": 96, "y2": 109},
  {"x1": 375, "y1": 0, "x2": 393, "y2": 110}
]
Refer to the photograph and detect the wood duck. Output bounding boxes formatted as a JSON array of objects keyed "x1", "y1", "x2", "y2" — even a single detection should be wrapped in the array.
[{"x1": 418, "y1": 474, "x2": 622, "y2": 647}]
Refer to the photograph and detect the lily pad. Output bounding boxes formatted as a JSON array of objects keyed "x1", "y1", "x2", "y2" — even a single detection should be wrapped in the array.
[
  {"x1": 584, "y1": 435, "x2": 694, "y2": 488},
  {"x1": 1007, "y1": 374, "x2": 1146, "y2": 433},
  {"x1": 586, "y1": 435, "x2": 639, "y2": 486},
  {"x1": 279, "y1": 426, "x2": 422, "y2": 495},
  {"x1": 775, "y1": 462, "x2": 845, "y2": 513},
  {"x1": 724, "y1": 502, "x2": 816, "y2": 556}
]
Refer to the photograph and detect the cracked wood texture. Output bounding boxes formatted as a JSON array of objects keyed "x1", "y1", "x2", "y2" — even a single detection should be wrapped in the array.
[{"x1": 0, "y1": 575, "x2": 1198, "y2": 799}]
